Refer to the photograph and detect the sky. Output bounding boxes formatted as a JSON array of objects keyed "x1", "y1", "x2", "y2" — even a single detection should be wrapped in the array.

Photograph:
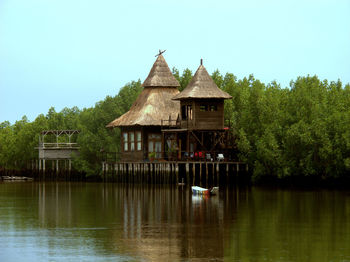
[{"x1": 0, "y1": 0, "x2": 349, "y2": 124}]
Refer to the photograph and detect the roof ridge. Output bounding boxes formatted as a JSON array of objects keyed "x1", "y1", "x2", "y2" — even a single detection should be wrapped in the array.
[
  {"x1": 142, "y1": 54, "x2": 180, "y2": 88},
  {"x1": 172, "y1": 63, "x2": 232, "y2": 100}
]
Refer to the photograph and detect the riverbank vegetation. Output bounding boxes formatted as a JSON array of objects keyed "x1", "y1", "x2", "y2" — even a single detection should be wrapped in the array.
[{"x1": 1, "y1": 70, "x2": 349, "y2": 182}]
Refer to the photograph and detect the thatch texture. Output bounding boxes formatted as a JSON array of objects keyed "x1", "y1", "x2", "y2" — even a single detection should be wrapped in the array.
[
  {"x1": 142, "y1": 55, "x2": 180, "y2": 87},
  {"x1": 106, "y1": 87, "x2": 180, "y2": 127},
  {"x1": 172, "y1": 65, "x2": 232, "y2": 100},
  {"x1": 107, "y1": 54, "x2": 181, "y2": 127}
]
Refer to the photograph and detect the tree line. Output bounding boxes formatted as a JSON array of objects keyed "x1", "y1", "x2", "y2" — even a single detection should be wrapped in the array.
[{"x1": 0, "y1": 69, "x2": 349, "y2": 182}]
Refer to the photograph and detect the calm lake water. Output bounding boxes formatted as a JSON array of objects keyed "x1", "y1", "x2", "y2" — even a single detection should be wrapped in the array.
[{"x1": 0, "y1": 182, "x2": 349, "y2": 262}]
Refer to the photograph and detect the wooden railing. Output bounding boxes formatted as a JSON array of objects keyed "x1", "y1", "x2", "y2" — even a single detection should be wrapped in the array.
[
  {"x1": 39, "y1": 143, "x2": 79, "y2": 149},
  {"x1": 101, "y1": 150, "x2": 237, "y2": 163},
  {"x1": 161, "y1": 119, "x2": 180, "y2": 129}
]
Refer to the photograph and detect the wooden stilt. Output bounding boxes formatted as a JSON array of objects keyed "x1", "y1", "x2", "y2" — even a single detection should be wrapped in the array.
[
  {"x1": 226, "y1": 163, "x2": 229, "y2": 183},
  {"x1": 175, "y1": 164, "x2": 179, "y2": 184},
  {"x1": 199, "y1": 163, "x2": 202, "y2": 187},
  {"x1": 206, "y1": 163, "x2": 208, "y2": 187},
  {"x1": 185, "y1": 163, "x2": 189, "y2": 184},
  {"x1": 192, "y1": 163, "x2": 195, "y2": 185},
  {"x1": 212, "y1": 163, "x2": 215, "y2": 185}
]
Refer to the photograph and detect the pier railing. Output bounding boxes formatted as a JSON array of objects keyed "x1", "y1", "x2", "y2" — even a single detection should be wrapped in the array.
[
  {"x1": 161, "y1": 119, "x2": 180, "y2": 129},
  {"x1": 101, "y1": 150, "x2": 237, "y2": 163},
  {"x1": 38, "y1": 142, "x2": 80, "y2": 149}
]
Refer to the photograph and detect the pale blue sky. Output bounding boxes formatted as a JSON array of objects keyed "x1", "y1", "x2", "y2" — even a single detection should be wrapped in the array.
[{"x1": 1, "y1": 0, "x2": 349, "y2": 124}]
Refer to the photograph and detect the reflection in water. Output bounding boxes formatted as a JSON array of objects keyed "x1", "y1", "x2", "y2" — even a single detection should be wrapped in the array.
[{"x1": 0, "y1": 182, "x2": 349, "y2": 261}]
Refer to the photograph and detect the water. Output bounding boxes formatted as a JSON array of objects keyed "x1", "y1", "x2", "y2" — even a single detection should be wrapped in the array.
[{"x1": 0, "y1": 182, "x2": 349, "y2": 262}]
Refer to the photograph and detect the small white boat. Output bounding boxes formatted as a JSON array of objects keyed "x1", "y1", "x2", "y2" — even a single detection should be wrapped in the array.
[{"x1": 191, "y1": 186, "x2": 219, "y2": 195}]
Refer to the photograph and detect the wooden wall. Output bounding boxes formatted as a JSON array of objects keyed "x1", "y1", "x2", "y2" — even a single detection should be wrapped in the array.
[
  {"x1": 120, "y1": 126, "x2": 162, "y2": 162},
  {"x1": 180, "y1": 99, "x2": 224, "y2": 130},
  {"x1": 39, "y1": 148, "x2": 79, "y2": 159}
]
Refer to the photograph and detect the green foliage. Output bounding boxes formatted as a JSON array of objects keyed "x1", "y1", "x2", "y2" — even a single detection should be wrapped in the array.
[
  {"x1": 0, "y1": 80, "x2": 141, "y2": 175},
  {"x1": 173, "y1": 67, "x2": 192, "y2": 91},
  {"x1": 225, "y1": 75, "x2": 350, "y2": 181},
  {"x1": 0, "y1": 69, "x2": 349, "y2": 182}
]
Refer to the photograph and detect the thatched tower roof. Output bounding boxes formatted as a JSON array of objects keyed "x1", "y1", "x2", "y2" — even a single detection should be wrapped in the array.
[
  {"x1": 172, "y1": 64, "x2": 232, "y2": 100},
  {"x1": 142, "y1": 55, "x2": 180, "y2": 87},
  {"x1": 106, "y1": 87, "x2": 180, "y2": 127},
  {"x1": 107, "y1": 54, "x2": 180, "y2": 127}
]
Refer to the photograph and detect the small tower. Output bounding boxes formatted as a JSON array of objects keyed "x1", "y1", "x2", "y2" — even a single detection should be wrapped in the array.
[
  {"x1": 107, "y1": 53, "x2": 180, "y2": 161},
  {"x1": 172, "y1": 60, "x2": 232, "y2": 130}
]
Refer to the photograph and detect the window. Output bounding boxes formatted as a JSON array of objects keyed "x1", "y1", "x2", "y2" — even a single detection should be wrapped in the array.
[
  {"x1": 187, "y1": 105, "x2": 193, "y2": 120},
  {"x1": 123, "y1": 132, "x2": 128, "y2": 151},
  {"x1": 155, "y1": 142, "x2": 162, "y2": 158},
  {"x1": 200, "y1": 104, "x2": 217, "y2": 111},
  {"x1": 148, "y1": 133, "x2": 162, "y2": 158},
  {"x1": 129, "y1": 132, "x2": 134, "y2": 151},
  {"x1": 210, "y1": 105, "x2": 217, "y2": 111},
  {"x1": 200, "y1": 105, "x2": 208, "y2": 111},
  {"x1": 181, "y1": 105, "x2": 187, "y2": 120},
  {"x1": 136, "y1": 131, "x2": 141, "y2": 151},
  {"x1": 181, "y1": 105, "x2": 193, "y2": 120},
  {"x1": 149, "y1": 141, "x2": 154, "y2": 152},
  {"x1": 123, "y1": 130, "x2": 141, "y2": 151}
]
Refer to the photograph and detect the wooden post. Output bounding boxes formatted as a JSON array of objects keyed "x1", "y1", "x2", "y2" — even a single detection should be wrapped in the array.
[
  {"x1": 161, "y1": 133, "x2": 165, "y2": 160},
  {"x1": 175, "y1": 163, "x2": 179, "y2": 184},
  {"x1": 168, "y1": 163, "x2": 171, "y2": 184},
  {"x1": 212, "y1": 163, "x2": 215, "y2": 185},
  {"x1": 192, "y1": 163, "x2": 195, "y2": 185},
  {"x1": 146, "y1": 163, "x2": 148, "y2": 183},
  {"x1": 206, "y1": 163, "x2": 208, "y2": 187},
  {"x1": 216, "y1": 163, "x2": 219, "y2": 185},
  {"x1": 122, "y1": 163, "x2": 124, "y2": 183},
  {"x1": 226, "y1": 163, "x2": 229, "y2": 183},
  {"x1": 186, "y1": 131, "x2": 190, "y2": 158},
  {"x1": 178, "y1": 139, "x2": 182, "y2": 160},
  {"x1": 185, "y1": 163, "x2": 189, "y2": 185},
  {"x1": 155, "y1": 164, "x2": 158, "y2": 184},
  {"x1": 160, "y1": 164, "x2": 163, "y2": 184}
]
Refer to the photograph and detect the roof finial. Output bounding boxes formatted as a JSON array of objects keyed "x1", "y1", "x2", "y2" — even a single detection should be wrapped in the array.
[
  {"x1": 155, "y1": 49, "x2": 166, "y2": 57},
  {"x1": 200, "y1": 58, "x2": 203, "y2": 66}
]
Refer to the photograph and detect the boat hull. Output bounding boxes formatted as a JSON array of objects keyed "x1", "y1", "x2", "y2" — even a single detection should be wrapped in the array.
[{"x1": 191, "y1": 186, "x2": 219, "y2": 195}]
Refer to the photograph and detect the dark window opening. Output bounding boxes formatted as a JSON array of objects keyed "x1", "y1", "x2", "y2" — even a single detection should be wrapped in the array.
[
  {"x1": 181, "y1": 105, "x2": 193, "y2": 120},
  {"x1": 200, "y1": 105, "x2": 208, "y2": 111},
  {"x1": 187, "y1": 105, "x2": 193, "y2": 120},
  {"x1": 181, "y1": 105, "x2": 187, "y2": 120},
  {"x1": 210, "y1": 105, "x2": 217, "y2": 111}
]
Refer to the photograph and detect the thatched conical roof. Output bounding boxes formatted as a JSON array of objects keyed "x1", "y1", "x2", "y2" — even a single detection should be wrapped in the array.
[
  {"x1": 107, "y1": 54, "x2": 180, "y2": 127},
  {"x1": 106, "y1": 87, "x2": 180, "y2": 127},
  {"x1": 172, "y1": 64, "x2": 232, "y2": 100},
  {"x1": 142, "y1": 54, "x2": 180, "y2": 87}
]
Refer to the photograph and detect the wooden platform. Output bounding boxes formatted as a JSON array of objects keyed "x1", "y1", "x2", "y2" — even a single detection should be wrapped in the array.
[{"x1": 101, "y1": 161, "x2": 249, "y2": 186}]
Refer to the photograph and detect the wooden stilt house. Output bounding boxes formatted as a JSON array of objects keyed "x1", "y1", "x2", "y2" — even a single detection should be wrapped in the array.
[
  {"x1": 107, "y1": 54, "x2": 180, "y2": 161},
  {"x1": 162, "y1": 60, "x2": 233, "y2": 161}
]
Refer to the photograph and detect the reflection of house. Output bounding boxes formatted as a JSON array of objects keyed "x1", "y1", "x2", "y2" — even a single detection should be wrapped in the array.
[{"x1": 107, "y1": 54, "x2": 234, "y2": 162}]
